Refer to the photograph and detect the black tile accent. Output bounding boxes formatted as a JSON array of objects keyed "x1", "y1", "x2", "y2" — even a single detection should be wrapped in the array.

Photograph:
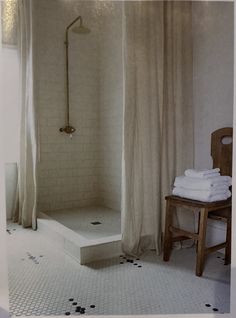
[
  {"x1": 120, "y1": 262, "x2": 124, "y2": 264},
  {"x1": 90, "y1": 305, "x2": 95, "y2": 308},
  {"x1": 91, "y1": 221, "x2": 102, "y2": 225},
  {"x1": 213, "y1": 308, "x2": 219, "y2": 312},
  {"x1": 72, "y1": 302, "x2": 77, "y2": 305},
  {"x1": 80, "y1": 308, "x2": 86, "y2": 314},
  {"x1": 205, "y1": 304, "x2": 211, "y2": 307},
  {"x1": 69, "y1": 298, "x2": 74, "y2": 302},
  {"x1": 65, "y1": 312, "x2": 70, "y2": 315},
  {"x1": 127, "y1": 259, "x2": 133, "y2": 263},
  {"x1": 138, "y1": 265, "x2": 142, "y2": 268}
]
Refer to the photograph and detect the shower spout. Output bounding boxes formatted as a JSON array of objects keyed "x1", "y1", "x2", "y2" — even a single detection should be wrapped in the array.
[{"x1": 60, "y1": 15, "x2": 90, "y2": 136}]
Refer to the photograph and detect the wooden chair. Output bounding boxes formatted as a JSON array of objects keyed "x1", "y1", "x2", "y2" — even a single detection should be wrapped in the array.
[{"x1": 163, "y1": 127, "x2": 232, "y2": 277}]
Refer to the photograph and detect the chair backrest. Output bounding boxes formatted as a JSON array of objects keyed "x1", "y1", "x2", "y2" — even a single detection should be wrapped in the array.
[{"x1": 211, "y1": 127, "x2": 233, "y2": 177}]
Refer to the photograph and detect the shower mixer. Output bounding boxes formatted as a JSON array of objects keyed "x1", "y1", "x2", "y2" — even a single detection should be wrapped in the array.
[
  {"x1": 59, "y1": 125, "x2": 76, "y2": 134},
  {"x1": 60, "y1": 15, "x2": 90, "y2": 136}
]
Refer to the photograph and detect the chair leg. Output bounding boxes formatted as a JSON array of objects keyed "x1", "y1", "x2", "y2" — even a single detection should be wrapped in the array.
[
  {"x1": 196, "y1": 208, "x2": 208, "y2": 277},
  {"x1": 196, "y1": 210, "x2": 200, "y2": 253},
  {"x1": 163, "y1": 200, "x2": 173, "y2": 262},
  {"x1": 225, "y1": 215, "x2": 231, "y2": 265}
]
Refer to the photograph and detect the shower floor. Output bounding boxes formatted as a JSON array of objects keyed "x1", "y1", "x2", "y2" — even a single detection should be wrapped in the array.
[
  {"x1": 45, "y1": 206, "x2": 121, "y2": 240},
  {"x1": 37, "y1": 206, "x2": 121, "y2": 264}
]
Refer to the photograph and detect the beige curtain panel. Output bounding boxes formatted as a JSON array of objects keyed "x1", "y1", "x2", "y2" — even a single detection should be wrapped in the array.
[
  {"x1": 12, "y1": 0, "x2": 38, "y2": 229},
  {"x1": 122, "y1": 1, "x2": 194, "y2": 256}
]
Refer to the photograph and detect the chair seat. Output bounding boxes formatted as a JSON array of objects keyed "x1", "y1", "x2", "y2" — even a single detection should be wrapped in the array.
[{"x1": 165, "y1": 195, "x2": 231, "y2": 210}]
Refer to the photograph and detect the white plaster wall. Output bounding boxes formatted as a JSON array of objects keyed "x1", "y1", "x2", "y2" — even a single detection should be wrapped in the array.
[
  {"x1": 192, "y1": 1, "x2": 234, "y2": 244},
  {"x1": 1, "y1": 48, "x2": 20, "y2": 220},
  {"x1": 193, "y1": 1, "x2": 233, "y2": 169},
  {"x1": 97, "y1": 2, "x2": 123, "y2": 211}
]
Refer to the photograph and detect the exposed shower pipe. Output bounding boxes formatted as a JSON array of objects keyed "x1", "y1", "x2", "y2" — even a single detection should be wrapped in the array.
[{"x1": 60, "y1": 16, "x2": 90, "y2": 135}]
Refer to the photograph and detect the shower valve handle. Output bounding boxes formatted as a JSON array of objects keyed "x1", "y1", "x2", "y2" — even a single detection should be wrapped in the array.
[{"x1": 59, "y1": 125, "x2": 76, "y2": 134}]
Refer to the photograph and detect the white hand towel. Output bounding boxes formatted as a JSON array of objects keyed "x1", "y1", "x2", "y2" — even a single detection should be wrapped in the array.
[
  {"x1": 172, "y1": 187, "x2": 231, "y2": 202},
  {"x1": 184, "y1": 168, "x2": 220, "y2": 179},
  {"x1": 174, "y1": 175, "x2": 231, "y2": 190}
]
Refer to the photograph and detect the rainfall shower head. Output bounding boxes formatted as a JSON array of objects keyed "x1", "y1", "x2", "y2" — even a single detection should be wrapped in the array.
[
  {"x1": 66, "y1": 15, "x2": 91, "y2": 35},
  {"x1": 72, "y1": 25, "x2": 91, "y2": 34},
  {"x1": 72, "y1": 17, "x2": 90, "y2": 34}
]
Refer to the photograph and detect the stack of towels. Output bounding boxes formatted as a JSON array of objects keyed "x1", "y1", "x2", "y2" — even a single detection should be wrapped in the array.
[{"x1": 172, "y1": 168, "x2": 232, "y2": 202}]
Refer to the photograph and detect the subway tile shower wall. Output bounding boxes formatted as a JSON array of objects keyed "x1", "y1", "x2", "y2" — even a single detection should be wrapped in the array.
[{"x1": 35, "y1": 0, "x2": 123, "y2": 212}]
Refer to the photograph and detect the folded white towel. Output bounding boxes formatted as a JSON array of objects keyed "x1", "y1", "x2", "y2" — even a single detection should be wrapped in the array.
[
  {"x1": 184, "y1": 168, "x2": 220, "y2": 179},
  {"x1": 208, "y1": 175, "x2": 232, "y2": 185},
  {"x1": 172, "y1": 187, "x2": 231, "y2": 202},
  {"x1": 174, "y1": 175, "x2": 231, "y2": 190}
]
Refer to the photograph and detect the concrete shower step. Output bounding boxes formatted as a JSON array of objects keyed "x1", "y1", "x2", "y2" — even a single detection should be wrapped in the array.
[{"x1": 37, "y1": 212, "x2": 121, "y2": 264}]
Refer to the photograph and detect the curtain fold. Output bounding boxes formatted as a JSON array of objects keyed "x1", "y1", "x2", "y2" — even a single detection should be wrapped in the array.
[
  {"x1": 122, "y1": 1, "x2": 164, "y2": 256},
  {"x1": 12, "y1": 0, "x2": 37, "y2": 229},
  {"x1": 161, "y1": 1, "x2": 194, "y2": 232},
  {"x1": 122, "y1": 1, "x2": 194, "y2": 256}
]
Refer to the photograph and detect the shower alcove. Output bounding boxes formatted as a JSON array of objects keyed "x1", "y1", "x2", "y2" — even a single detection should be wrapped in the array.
[{"x1": 36, "y1": 1, "x2": 123, "y2": 264}]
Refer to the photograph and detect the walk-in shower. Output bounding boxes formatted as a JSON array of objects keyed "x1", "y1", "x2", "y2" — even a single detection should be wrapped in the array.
[
  {"x1": 60, "y1": 15, "x2": 91, "y2": 135},
  {"x1": 37, "y1": 1, "x2": 123, "y2": 264}
]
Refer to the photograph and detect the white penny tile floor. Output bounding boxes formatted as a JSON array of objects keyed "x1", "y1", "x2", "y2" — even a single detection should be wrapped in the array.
[{"x1": 6, "y1": 222, "x2": 230, "y2": 316}]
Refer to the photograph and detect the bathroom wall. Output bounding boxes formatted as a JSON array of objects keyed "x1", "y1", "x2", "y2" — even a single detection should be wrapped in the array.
[
  {"x1": 97, "y1": 2, "x2": 123, "y2": 211},
  {"x1": 192, "y1": 1, "x2": 233, "y2": 246},
  {"x1": 192, "y1": 1, "x2": 233, "y2": 169},
  {"x1": 35, "y1": 0, "x2": 123, "y2": 212},
  {"x1": 2, "y1": 47, "x2": 20, "y2": 220},
  {"x1": 35, "y1": 0, "x2": 101, "y2": 211}
]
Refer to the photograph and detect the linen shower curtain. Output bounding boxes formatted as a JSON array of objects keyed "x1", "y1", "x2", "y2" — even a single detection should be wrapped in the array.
[
  {"x1": 122, "y1": 1, "x2": 164, "y2": 256},
  {"x1": 12, "y1": 0, "x2": 37, "y2": 229},
  {"x1": 161, "y1": 1, "x2": 194, "y2": 232},
  {"x1": 122, "y1": 1, "x2": 194, "y2": 256}
]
